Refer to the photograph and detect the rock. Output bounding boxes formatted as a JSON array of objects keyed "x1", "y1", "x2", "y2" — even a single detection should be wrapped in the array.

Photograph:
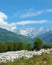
[{"x1": 0, "y1": 49, "x2": 52, "y2": 62}]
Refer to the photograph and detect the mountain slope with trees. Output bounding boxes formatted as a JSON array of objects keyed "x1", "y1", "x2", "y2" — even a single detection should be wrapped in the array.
[{"x1": 0, "y1": 28, "x2": 33, "y2": 44}]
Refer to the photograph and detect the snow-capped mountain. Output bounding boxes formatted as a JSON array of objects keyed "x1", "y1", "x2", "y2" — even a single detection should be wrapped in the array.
[{"x1": 14, "y1": 28, "x2": 52, "y2": 38}]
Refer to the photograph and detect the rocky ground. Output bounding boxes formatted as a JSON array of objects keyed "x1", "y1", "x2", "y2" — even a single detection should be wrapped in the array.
[{"x1": 0, "y1": 49, "x2": 52, "y2": 62}]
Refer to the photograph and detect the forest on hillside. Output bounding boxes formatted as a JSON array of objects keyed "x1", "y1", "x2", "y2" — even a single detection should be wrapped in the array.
[{"x1": 0, "y1": 38, "x2": 52, "y2": 53}]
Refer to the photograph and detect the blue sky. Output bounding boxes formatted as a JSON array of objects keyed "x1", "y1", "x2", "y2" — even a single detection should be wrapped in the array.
[{"x1": 0, "y1": 0, "x2": 52, "y2": 31}]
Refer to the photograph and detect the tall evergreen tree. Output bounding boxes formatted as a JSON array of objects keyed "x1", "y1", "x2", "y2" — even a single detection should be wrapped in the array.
[{"x1": 34, "y1": 38, "x2": 43, "y2": 50}]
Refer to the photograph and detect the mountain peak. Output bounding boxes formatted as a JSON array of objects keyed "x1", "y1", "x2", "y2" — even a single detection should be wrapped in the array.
[{"x1": 15, "y1": 28, "x2": 52, "y2": 38}]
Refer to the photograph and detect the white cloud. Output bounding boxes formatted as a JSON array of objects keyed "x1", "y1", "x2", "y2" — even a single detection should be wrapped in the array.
[
  {"x1": 0, "y1": 12, "x2": 48, "y2": 32},
  {"x1": 15, "y1": 20, "x2": 47, "y2": 25},
  {"x1": 46, "y1": 9, "x2": 52, "y2": 12},
  {"x1": 19, "y1": 11, "x2": 43, "y2": 18},
  {"x1": 0, "y1": 12, "x2": 16, "y2": 32},
  {"x1": 16, "y1": 8, "x2": 52, "y2": 18},
  {"x1": 0, "y1": 12, "x2": 7, "y2": 20}
]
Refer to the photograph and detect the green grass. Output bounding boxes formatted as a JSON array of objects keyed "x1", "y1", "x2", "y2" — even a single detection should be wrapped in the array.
[{"x1": 0, "y1": 54, "x2": 52, "y2": 65}]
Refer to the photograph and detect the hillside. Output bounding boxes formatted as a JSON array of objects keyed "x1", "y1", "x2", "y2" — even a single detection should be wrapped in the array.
[
  {"x1": 38, "y1": 30, "x2": 52, "y2": 44},
  {"x1": 0, "y1": 28, "x2": 33, "y2": 44}
]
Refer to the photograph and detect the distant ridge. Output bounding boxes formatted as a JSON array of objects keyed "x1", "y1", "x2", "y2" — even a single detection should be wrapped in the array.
[{"x1": 38, "y1": 30, "x2": 52, "y2": 44}]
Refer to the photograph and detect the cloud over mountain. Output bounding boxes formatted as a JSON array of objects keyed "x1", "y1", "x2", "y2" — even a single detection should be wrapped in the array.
[
  {"x1": 0, "y1": 12, "x2": 48, "y2": 32},
  {"x1": 0, "y1": 12, "x2": 16, "y2": 32}
]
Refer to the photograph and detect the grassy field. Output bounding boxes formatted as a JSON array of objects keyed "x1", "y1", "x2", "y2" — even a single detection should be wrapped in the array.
[{"x1": 0, "y1": 54, "x2": 52, "y2": 65}]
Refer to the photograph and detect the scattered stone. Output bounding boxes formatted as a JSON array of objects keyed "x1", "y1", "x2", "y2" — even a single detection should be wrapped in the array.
[{"x1": 0, "y1": 48, "x2": 52, "y2": 62}]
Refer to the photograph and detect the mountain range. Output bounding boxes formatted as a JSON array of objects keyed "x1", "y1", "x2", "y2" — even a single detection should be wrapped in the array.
[
  {"x1": 15, "y1": 28, "x2": 52, "y2": 38},
  {"x1": 15, "y1": 28, "x2": 52, "y2": 44},
  {"x1": 0, "y1": 28, "x2": 52, "y2": 44}
]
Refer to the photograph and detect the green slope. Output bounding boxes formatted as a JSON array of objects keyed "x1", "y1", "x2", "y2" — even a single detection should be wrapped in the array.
[{"x1": 0, "y1": 28, "x2": 33, "y2": 44}]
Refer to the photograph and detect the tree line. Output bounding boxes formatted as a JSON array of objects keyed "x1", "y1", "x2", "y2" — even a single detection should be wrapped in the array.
[
  {"x1": 0, "y1": 38, "x2": 52, "y2": 52},
  {"x1": 0, "y1": 42, "x2": 32, "y2": 53}
]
